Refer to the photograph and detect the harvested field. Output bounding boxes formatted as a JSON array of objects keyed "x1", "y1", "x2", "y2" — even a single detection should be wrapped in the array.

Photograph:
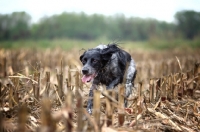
[{"x1": 0, "y1": 47, "x2": 200, "y2": 132}]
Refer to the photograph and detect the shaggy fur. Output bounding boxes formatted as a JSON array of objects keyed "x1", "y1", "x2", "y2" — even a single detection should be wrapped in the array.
[{"x1": 80, "y1": 44, "x2": 136, "y2": 114}]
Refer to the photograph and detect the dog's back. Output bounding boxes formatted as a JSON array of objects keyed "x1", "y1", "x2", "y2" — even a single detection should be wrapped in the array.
[
  {"x1": 95, "y1": 48, "x2": 132, "y2": 85},
  {"x1": 95, "y1": 44, "x2": 136, "y2": 106}
]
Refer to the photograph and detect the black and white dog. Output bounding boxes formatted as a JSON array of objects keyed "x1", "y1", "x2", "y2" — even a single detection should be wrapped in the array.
[{"x1": 80, "y1": 44, "x2": 136, "y2": 114}]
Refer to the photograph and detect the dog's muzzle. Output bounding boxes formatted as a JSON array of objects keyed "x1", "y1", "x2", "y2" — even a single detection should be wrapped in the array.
[{"x1": 81, "y1": 73, "x2": 97, "y2": 83}]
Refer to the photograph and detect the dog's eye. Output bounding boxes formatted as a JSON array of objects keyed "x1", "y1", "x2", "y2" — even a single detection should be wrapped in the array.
[
  {"x1": 92, "y1": 59, "x2": 98, "y2": 63},
  {"x1": 82, "y1": 59, "x2": 86, "y2": 64}
]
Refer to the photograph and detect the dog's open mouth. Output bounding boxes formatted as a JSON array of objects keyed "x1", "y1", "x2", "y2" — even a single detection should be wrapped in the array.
[{"x1": 81, "y1": 73, "x2": 96, "y2": 83}]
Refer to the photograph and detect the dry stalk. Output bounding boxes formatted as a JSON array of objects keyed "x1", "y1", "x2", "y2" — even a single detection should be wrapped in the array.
[
  {"x1": 40, "y1": 98, "x2": 56, "y2": 132},
  {"x1": 149, "y1": 79, "x2": 154, "y2": 103},
  {"x1": 93, "y1": 90, "x2": 101, "y2": 130},
  {"x1": 105, "y1": 90, "x2": 113, "y2": 126},
  {"x1": 56, "y1": 71, "x2": 64, "y2": 100},
  {"x1": 148, "y1": 108, "x2": 182, "y2": 131},
  {"x1": 83, "y1": 109, "x2": 98, "y2": 132},
  {"x1": 161, "y1": 77, "x2": 167, "y2": 101},
  {"x1": 79, "y1": 71, "x2": 83, "y2": 91},
  {"x1": 9, "y1": 74, "x2": 38, "y2": 84},
  {"x1": 75, "y1": 71, "x2": 79, "y2": 93},
  {"x1": 0, "y1": 81, "x2": 1, "y2": 98},
  {"x1": 3, "y1": 57, "x2": 6, "y2": 77},
  {"x1": 8, "y1": 84, "x2": 14, "y2": 108},
  {"x1": 112, "y1": 89, "x2": 117, "y2": 126},
  {"x1": 33, "y1": 71, "x2": 40, "y2": 100},
  {"x1": 155, "y1": 78, "x2": 161, "y2": 102},
  {"x1": 0, "y1": 112, "x2": 3, "y2": 132},
  {"x1": 12, "y1": 77, "x2": 19, "y2": 104},
  {"x1": 64, "y1": 90, "x2": 73, "y2": 132},
  {"x1": 99, "y1": 89, "x2": 118, "y2": 104},
  {"x1": 53, "y1": 84, "x2": 63, "y2": 105},
  {"x1": 138, "y1": 82, "x2": 142, "y2": 98},
  {"x1": 45, "y1": 71, "x2": 50, "y2": 96},
  {"x1": 176, "y1": 56, "x2": 182, "y2": 72},
  {"x1": 118, "y1": 84, "x2": 125, "y2": 126},
  {"x1": 68, "y1": 65, "x2": 72, "y2": 88},
  {"x1": 194, "y1": 63, "x2": 200, "y2": 75},
  {"x1": 180, "y1": 125, "x2": 196, "y2": 132},
  {"x1": 17, "y1": 104, "x2": 28, "y2": 132},
  {"x1": 167, "y1": 75, "x2": 172, "y2": 100},
  {"x1": 167, "y1": 108, "x2": 185, "y2": 123},
  {"x1": 173, "y1": 74, "x2": 178, "y2": 99},
  {"x1": 76, "y1": 90, "x2": 84, "y2": 132}
]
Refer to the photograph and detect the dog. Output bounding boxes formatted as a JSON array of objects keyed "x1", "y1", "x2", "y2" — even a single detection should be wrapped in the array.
[{"x1": 80, "y1": 44, "x2": 136, "y2": 114}]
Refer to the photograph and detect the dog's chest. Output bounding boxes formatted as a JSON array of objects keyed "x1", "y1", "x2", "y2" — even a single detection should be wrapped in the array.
[
  {"x1": 96, "y1": 63, "x2": 121, "y2": 85},
  {"x1": 97, "y1": 70, "x2": 115, "y2": 85}
]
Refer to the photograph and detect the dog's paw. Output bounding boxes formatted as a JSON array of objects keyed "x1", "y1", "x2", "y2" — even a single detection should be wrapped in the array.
[{"x1": 87, "y1": 109, "x2": 92, "y2": 115}]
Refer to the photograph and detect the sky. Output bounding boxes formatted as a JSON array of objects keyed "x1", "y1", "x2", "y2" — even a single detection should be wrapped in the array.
[{"x1": 0, "y1": 0, "x2": 200, "y2": 23}]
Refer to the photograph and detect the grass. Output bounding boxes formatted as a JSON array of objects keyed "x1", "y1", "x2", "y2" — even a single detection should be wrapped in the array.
[
  {"x1": 0, "y1": 39, "x2": 99, "y2": 50},
  {"x1": 0, "y1": 38, "x2": 200, "y2": 51}
]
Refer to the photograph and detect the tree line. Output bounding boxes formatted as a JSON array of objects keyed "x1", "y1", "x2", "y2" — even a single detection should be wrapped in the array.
[{"x1": 0, "y1": 10, "x2": 200, "y2": 41}]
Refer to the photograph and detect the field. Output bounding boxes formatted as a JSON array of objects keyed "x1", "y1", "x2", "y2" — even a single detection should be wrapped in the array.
[{"x1": 0, "y1": 40, "x2": 200, "y2": 132}]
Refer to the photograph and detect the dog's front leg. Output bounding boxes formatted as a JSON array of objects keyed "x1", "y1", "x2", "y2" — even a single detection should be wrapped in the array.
[
  {"x1": 107, "y1": 77, "x2": 121, "y2": 89},
  {"x1": 87, "y1": 83, "x2": 97, "y2": 114}
]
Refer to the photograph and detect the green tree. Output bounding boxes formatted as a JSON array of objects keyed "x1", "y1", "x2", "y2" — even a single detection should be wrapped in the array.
[
  {"x1": 1, "y1": 11, "x2": 178, "y2": 41},
  {"x1": 0, "y1": 12, "x2": 31, "y2": 40},
  {"x1": 175, "y1": 10, "x2": 200, "y2": 39}
]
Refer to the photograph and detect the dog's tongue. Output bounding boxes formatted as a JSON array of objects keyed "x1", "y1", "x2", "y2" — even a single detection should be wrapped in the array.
[{"x1": 81, "y1": 75, "x2": 93, "y2": 83}]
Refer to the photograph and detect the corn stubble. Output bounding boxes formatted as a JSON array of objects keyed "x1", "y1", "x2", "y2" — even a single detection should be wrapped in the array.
[{"x1": 0, "y1": 48, "x2": 200, "y2": 132}]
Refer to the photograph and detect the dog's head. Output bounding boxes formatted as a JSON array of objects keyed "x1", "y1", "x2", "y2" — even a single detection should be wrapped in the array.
[{"x1": 80, "y1": 44, "x2": 120, "y2": 83}]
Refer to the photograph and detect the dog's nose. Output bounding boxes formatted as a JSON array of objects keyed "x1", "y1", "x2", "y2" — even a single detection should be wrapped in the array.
[{"x1": 82, "y1": 68, "x2": 89, "y2": 74}]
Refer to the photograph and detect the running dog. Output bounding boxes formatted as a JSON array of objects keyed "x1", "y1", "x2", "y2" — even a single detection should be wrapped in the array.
[{"x1": 80, "y1": 44, "x2": 136, "y2": 114}]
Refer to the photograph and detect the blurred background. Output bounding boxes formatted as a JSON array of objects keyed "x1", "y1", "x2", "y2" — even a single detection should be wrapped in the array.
[{"x1": 0, "y1": 0, "x2": 200, "y2": 50}]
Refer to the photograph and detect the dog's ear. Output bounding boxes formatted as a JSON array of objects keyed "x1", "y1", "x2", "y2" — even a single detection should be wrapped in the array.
[
  {"x1": 80, "y1": 52, "x2": 85, "y2": 61},
  {"x1": 100, "y1": 44, "x2": 120, "y2": 61}
]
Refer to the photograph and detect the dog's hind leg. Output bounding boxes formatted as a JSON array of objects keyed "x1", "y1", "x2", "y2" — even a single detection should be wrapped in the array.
[{"x1": 125, "y1": 59, "x2": 137, "y2": 107}]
